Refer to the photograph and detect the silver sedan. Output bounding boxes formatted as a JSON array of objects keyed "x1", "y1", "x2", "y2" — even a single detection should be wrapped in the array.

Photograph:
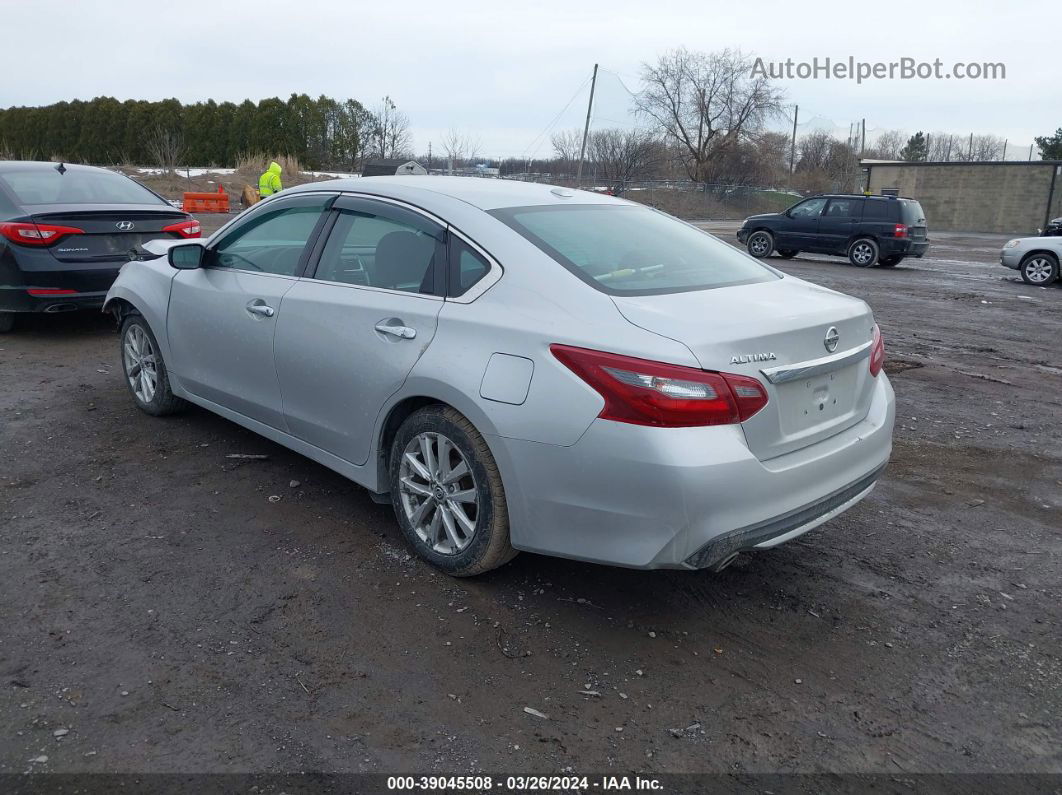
[{"x1": 105, "y1": 177, "x2": 894, "y2": 576}]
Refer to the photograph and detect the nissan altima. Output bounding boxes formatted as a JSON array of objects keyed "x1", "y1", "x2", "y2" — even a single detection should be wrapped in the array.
[
  {"x1": 0, "y1": 161, "x2": 200, "y2": 332},
  {"x1": 104, "y1": 177, "x2": 894, "y2": 576}
]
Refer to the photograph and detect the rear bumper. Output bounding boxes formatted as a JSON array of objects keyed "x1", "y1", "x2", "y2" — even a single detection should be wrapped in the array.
[
  {"x1": 493, "y1": 373, "x2": 895, "y2": 570},
  {"x1": 0, "y1": 287, "x2": 109, "y2": 313},
  {"x1": 880, "y1": 238, "x2": 929, "y2": 258}
]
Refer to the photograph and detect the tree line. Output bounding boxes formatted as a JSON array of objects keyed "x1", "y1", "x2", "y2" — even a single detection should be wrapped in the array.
[{"x1": 0, "y1": 93, "x2": 414, "y2": 171}]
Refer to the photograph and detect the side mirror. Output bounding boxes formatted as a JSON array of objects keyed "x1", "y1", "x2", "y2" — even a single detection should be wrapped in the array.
[{"x1": 169, "y1": 243, "x2": 204, "y2": 270}]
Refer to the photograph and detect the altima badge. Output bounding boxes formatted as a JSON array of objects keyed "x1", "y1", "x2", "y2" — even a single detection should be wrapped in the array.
[
  {"x1": 824, "y1": 326, "x2": 840, "y2": 353},
  {"x1": 730, "y1": 352, "x2": 777, "y2": 364}
]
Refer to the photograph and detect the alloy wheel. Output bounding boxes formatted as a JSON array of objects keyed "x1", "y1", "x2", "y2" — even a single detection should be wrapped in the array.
[
  {"x1": 749, "y1": 233, "x2": 770, "y2": 256},
  {"x1": 398, "y1": 432, "x2": 479, "y2": 554},
  {"x1": 123, "y1": 324, "x2": 158, "y2": 404},
  {"x1": 1024, "y1": 257, "x2": 1055, "y2": 284},
  {"x1": 852, "y1": 243, "x2": 874, "y2": 265}
]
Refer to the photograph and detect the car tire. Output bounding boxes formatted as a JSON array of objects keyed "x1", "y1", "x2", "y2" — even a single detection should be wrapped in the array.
[
  {"x1": 848, "y1": 238, "x2": 879, "y2": 267},
  {"x1": 776, "y1": 249, "x2": 799, "y2": 259},
  {"x1": 878, "y1": 255, "x2": 904, "y2": 267},
  {"x1": 1019, "y1": 252, "x2": 1060, "y2": 286},
  {"x1": 390, "y1": 405, "x2": 517, "y2": 577},
  {"x1": 0, "y1": 313, "x2": 15, "y2": 333},
  {"x1": 746, "y1": 231, "x2": 774, "y2": 258},
  {"x1": 119, "y1": 314, "x2": 187, "y2": 416}
]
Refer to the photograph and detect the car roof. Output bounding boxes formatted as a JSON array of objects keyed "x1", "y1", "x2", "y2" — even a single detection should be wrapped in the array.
[
  {"x1": 815, "y1": 193, "x2": 919, "y2": 201},
  {"x1": 0, "y1": 160, "x2": 117, "y2": 175},
  {"x1": 285, "y1": 175, "x2": 628, "y2": 211}
]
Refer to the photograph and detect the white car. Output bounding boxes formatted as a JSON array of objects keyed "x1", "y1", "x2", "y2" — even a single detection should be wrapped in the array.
[
  {"x1": 1000, "y1": 236, "x2": 1062, "y2": 285},
  {"x1": 105, "y1": 177, "x2": 894, "y2": 576}
]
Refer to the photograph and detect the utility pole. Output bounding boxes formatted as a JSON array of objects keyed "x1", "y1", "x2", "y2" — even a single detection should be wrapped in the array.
[
  {"x1": 1028, "y1": 144, "x2": 1033, "y2": 161},
  {"x1": 428, "y1": 141, "x2": 432, "y2": 171},
  {"x1": 1001, "y1": 138, "x2": 1007, "y2": 161},
  {"x1": 860, "y1": 118, "x2": 866, "y2": 156},
  {"x1": 576, "y1": 63, "x2": 599, "y2": 183},
  {"x1": 968, "y1": 132, "x2": 974, "y2": 160},
  {"x1": 788, "y1": 104, "x2": 798, "y2": 184}
]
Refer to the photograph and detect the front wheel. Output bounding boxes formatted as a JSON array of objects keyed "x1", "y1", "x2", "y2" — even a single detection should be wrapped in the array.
[
  {"x1": 390, "y1": 405, "x2": 516, "y2": 576},
  {"x1": 120, "y1": 314, "x2": 187, "y2": 416},
  {"x1": 1020, "y1": 252, "x2": 1059, "y2": 285},
  {"x1": 746, "y1": 231, "x2": 773, "y2": 258},
  {"x1": 848, "y1": 238, "x2": 879, "y2": 267}
]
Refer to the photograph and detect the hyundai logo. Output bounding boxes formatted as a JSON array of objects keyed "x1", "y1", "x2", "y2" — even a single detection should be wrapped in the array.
[
  {"x1": 115, "y1": 221, "x2": 135, "y2": 231},
  {"x1": 824, "y1": 326, "x2": 840, "y2": 353}
]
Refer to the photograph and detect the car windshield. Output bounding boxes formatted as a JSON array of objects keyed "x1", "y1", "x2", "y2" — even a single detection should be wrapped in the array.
[
  {"x1": 489, "y1": 204, "x2": 778, "y2": 295},
  {"x1": 0, "y1": 168, "x2": 167, "y2": 206}
]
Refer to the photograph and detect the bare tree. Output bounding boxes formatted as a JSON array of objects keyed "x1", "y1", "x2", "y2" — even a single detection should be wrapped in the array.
[
  {"x1": 868, "y1": 129, "x2": 904, "y2": 160},
  {"x1": 636, "y1": 48, "x2": 784, "y2": 184},
  {"x1": 145, "y1": 124, "x2": 185, "y2": 175},
  {"x1": 550, "y1": 129, "x2": 583, "y2": 177},
  {"x1": 794, "y1": 131, "x2": 860, "y2": 193},
  {"x1": 441, "y1": 129, "x2": 481, "y2": 170},
  {"x1": 703, "y1": 131, "x2": 789, "y2": 187},
  {"x1": 586, "y1": 128, "x2": 663, "y2": 194},
  {"x1": 368, "y1": 96, "x2": 413, "y2": 160}
]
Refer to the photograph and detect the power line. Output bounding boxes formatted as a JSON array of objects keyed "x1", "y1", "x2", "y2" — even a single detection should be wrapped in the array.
[{"x1": 522, "y1": 75, "x2": 592, "y2": 159}]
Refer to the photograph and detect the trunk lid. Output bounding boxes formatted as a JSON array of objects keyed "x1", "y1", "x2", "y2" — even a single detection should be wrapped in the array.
[
  {"x1": 29, "y1": 204, "x2": 191, "y2": 264},
  {"x1": 611, "y1": 276, "x2": 879, "y2": 461}
]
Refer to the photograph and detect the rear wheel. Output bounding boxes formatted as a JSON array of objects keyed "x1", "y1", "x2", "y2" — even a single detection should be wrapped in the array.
[
  {"x1": 878, "y1": 255, "x2": 904, "y2": 267},
  {"x1": 120, "y1": 314, "x2": 187, "y2": 416},
  {"x1": 1020, "y1": 252, "x2": 1059, "y2": 285},
  {"x1": 746, "y1": 231, "x2": 773, "y2": 258},
  {"x1": 390, "y1": 405, "x2": 516, "y2": 576},
  {"x1": 848, "y1": 238, "x2": 879, "y2": 267},
  {"x1": 0, "y1": 313, "x2": 15, "y2": 333}
]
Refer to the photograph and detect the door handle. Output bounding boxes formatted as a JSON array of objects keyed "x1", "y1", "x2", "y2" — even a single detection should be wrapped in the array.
[
  {"x1": 246, "y1": 302, "x2": 275, "y2": 318},
  {"x1": 374, "y1": 322, "x2": 416, "y2": 339}
]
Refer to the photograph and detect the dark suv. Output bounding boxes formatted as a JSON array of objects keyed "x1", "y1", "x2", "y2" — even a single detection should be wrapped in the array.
[{"x1": 737, "y1": 194, "x2": 929, "y2": 267}]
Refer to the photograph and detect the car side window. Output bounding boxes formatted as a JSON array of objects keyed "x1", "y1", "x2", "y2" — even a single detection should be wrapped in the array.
[
  {"x1": 313, "y1": 201, "x2": 445, "y2": 295},
  {"x1": 825, "y1": 198, "x2": 862, "y2": 218},
  {"x1": 211, "y1": 199, "x2": 329, "y2": 276},
  {"x1": 448, "y1": 237, "x2": 491, "y2": 297},
  {"x1": 862, "y1": 200, "x2": 892, "y2": 220},
  {"x1": 789, "y1": 198, "x2": 827, "y2": 218}
]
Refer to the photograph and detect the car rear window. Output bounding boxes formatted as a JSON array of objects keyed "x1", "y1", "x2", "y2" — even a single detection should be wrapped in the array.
[
  {"x1": 898, "y1": 200, "x2": 926, "y2": 225},
  {"x1": 0, "y1": 168, "x2": 167, "y2": 206},
  {"x1": 489, "y1": 204, "x2": 778, "y2": 295}
]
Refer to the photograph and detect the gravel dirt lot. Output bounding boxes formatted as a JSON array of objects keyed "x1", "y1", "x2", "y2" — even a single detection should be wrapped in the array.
[{"x1": 1, "y1": 215, "x2": 1059, "y2": 777}]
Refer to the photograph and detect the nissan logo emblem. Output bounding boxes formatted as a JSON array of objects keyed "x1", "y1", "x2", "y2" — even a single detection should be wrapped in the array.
[
  {"x1": 824, "y1": 326, "x2": 840, "y2": 353},
  {"x1": 116, "y1": 221, "x2": 135, "y2": 231}
]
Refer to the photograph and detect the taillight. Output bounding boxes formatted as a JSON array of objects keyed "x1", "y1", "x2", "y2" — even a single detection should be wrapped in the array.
[
  {"x1": 893, "y1": 224, "x2": 908, "y2": 238},
  {"x1": 28, "y1": 288, "x2": 77, "y2": 296},
  {"x1": 550, "y1": 344, "x2": 769, "y2": 427},
  {"x1": 162, "y1": 219, "x2": 201, "y2": 238},
  {"x1": 0, "y1": 221, "x2": 84, "y2": 246},
  {"x1": 869, "y1": 325, "x2": 885, "y2": 377}
]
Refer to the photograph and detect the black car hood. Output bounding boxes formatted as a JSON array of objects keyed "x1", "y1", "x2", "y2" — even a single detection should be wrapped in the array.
[{"x1": 744, "y1": 212, "x2": 783, "y2": 222}]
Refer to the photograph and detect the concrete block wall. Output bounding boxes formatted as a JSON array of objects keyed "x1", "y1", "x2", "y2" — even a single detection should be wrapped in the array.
[{"x1": 866, "y1": 162, "x2": 1061, "y2": 235}]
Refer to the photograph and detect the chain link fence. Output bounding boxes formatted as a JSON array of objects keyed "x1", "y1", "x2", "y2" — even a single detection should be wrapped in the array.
[{"x1": 500, "y1": 176, "x2": 807, "y2": 221}]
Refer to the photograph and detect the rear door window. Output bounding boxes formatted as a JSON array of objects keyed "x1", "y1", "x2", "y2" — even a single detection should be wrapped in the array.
[{"x1": 312, "y1": 198, "x2": 445, "y2": 295}]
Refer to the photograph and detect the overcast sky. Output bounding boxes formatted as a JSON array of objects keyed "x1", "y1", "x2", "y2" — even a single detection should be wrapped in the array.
[{"x1": 5, "y1": 0, "x2": 1056, "y2": 159}]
